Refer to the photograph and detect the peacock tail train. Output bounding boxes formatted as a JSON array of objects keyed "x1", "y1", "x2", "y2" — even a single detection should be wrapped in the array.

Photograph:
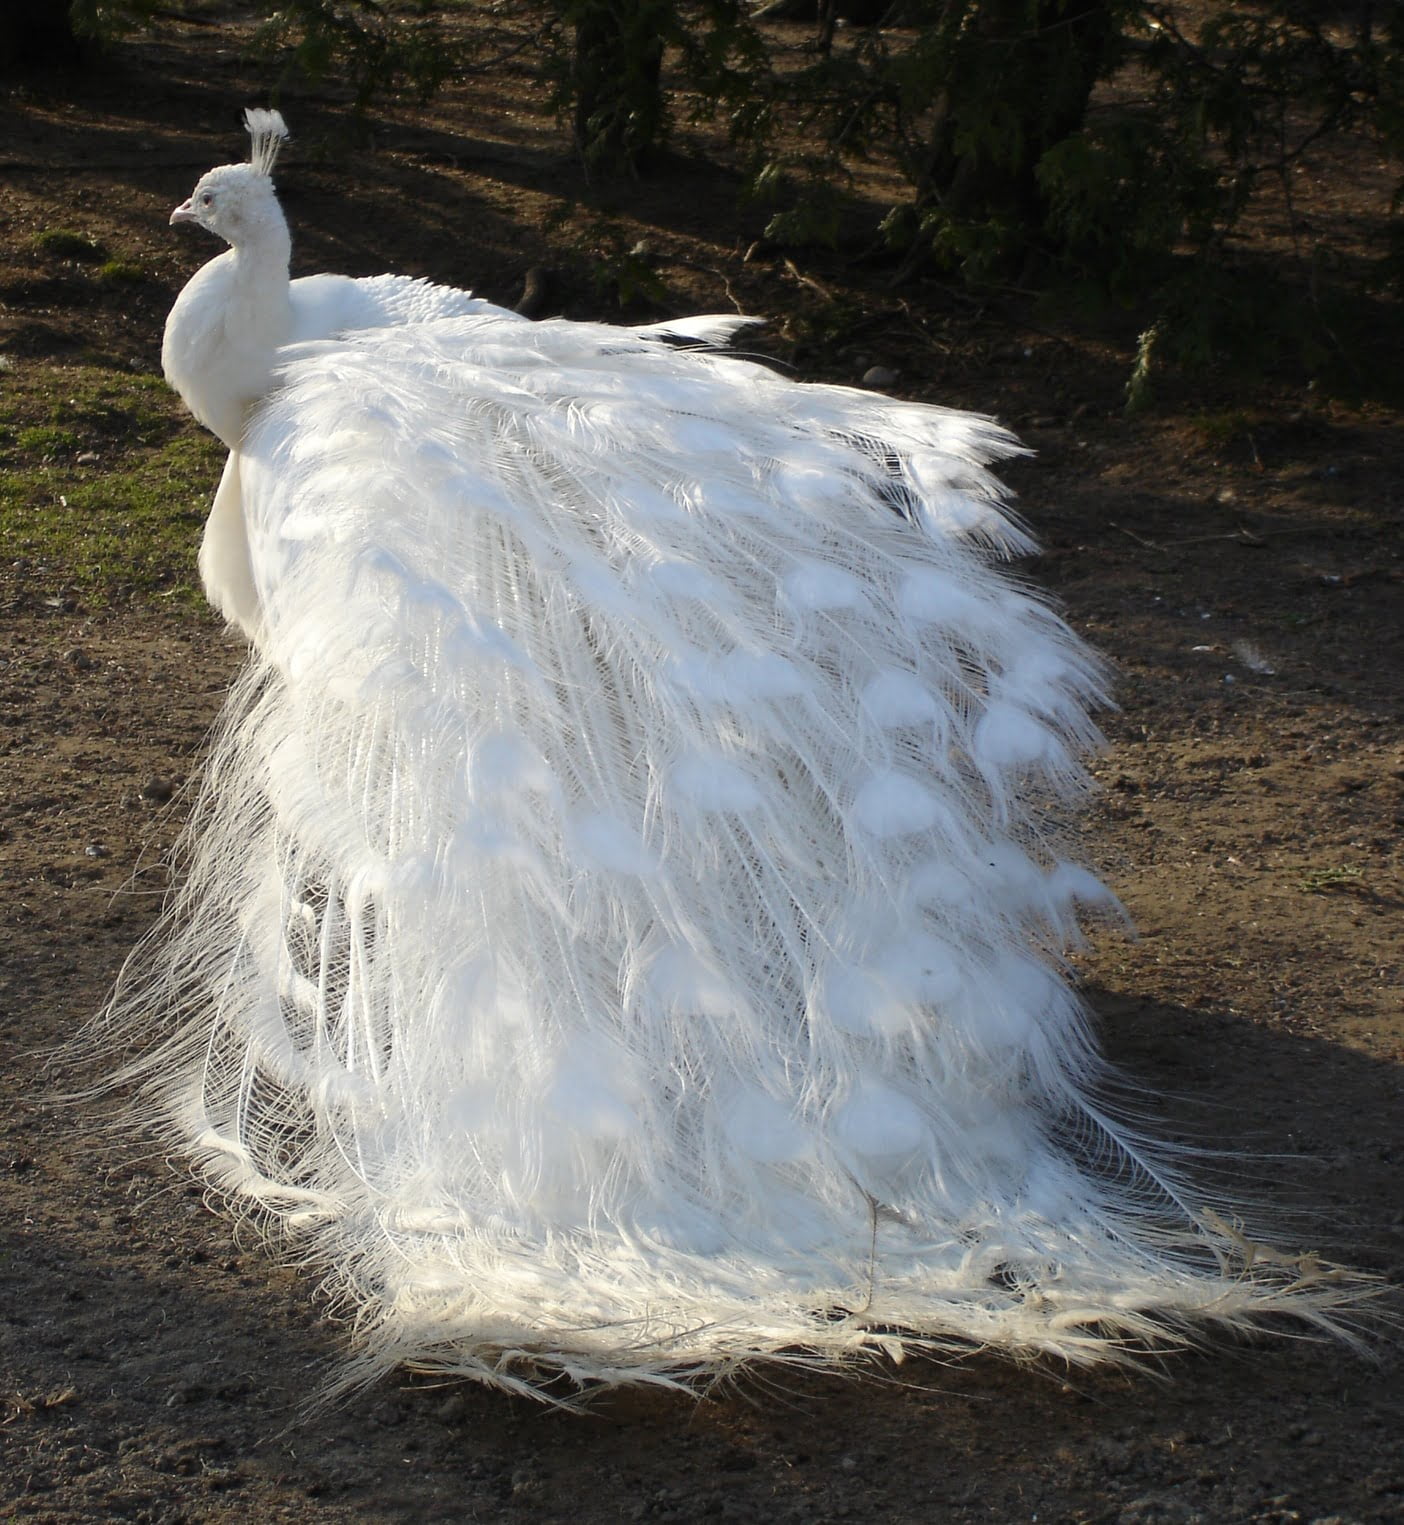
[{"x1": 100, "y1": 311, "x2": 1359, "y2": 1398}]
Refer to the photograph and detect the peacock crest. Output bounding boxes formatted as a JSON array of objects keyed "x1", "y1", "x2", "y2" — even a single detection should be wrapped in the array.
[{"x1": 243, "y1": 106, "x2": 289, "y2": 179}]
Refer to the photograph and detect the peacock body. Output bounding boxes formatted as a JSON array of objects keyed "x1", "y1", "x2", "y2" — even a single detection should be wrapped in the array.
[{"x1": 103, "y1": 109, "x2": 1355, "y2": 1398}]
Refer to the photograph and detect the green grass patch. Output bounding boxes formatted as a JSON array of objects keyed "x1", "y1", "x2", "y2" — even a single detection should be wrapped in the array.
[
  {"x1": 15, "y1": 425, "x2": 79, "y2": 457},
  {"x1": 1300, "y1": 865, "x2": 1365, "y2": 893},
  {"x1": 1, "y1": 369, "x2": 191, "y2": 459},
  {"x1": 32, "y1": 229, "x2": 108, "y2": 262},
  {"x1": 96, "y1": 259, "x2": 147, "y2": 286},
  {"x1": 0, "y1": 362, "x2": 222, "y2": 609},
  {"x1": 1191, "y1": 409, "x2": 1254, "y2": 448}
]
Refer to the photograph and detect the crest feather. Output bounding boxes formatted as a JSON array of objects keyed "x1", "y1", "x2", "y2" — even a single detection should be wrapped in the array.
[{"x1": 244, "y1": 107, "x2": 289, "y2": 179}]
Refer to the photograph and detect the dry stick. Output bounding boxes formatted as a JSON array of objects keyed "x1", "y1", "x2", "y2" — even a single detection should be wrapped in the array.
[
  {"x1": 895, "y1": 298, "x2": 953, "y2": 357},
  {"x1": 1168, "y1": 525, "x2": 1330, "y2": 547},
  {"x1": 1109, "y1": 522, "x2": 1326, "y2": 551},
  {"x1": 658, "y1": 256, "x2": 751, "y2": 317},
  {"x1": 782, "y1": 259, "x2": 834, "y2": 301},
  {"x1": 1109, "y1": 522, "x2": 1164, "y2": 550},
  {"x1": 458, "y1": 33, "x2": 551, "y2": 76}
]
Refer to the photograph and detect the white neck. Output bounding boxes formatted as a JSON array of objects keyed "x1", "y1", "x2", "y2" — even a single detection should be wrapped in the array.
[
  {"x1": 163, "y1": 193, "x2": 296, "y2": 641},
  {"x1": 226, "y1": 216, "x2": 294, "y2": 385},
  {"x1": 231, "y1": 208, "x2": 292, "y2": 298},
  {"x1": 162, "y1": 205, "x2": 295, "y2": 450}
]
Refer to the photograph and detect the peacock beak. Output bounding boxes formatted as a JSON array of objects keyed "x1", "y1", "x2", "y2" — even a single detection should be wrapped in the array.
[{"x1": 170, "y1": 200, "x2": 198, "y2": 226}]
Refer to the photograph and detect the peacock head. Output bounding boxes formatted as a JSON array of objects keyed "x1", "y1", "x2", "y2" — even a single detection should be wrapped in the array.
[
  {"x1": 170, "y1": 107, "x2": 290, "y2": 247},
  {"x1": 169, "y1": 163, "x2": 281, "y2": 243}
]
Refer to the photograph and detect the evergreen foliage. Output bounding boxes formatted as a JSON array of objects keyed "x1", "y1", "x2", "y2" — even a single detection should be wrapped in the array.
[
  {"x1": 736, "y1": 1, "x2": 1400, "y2": 374},
  {"x1": 544, "y1": 0, "x2": 764, "y2": 175},
  {"x1": 58, "y1": 1, "x2": 1402, "y2": 380},
  {"x1": 250, "y1": 1, "x2": 458, "y2": 109}
]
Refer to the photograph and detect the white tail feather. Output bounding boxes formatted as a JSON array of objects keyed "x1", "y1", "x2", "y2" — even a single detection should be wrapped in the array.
[
  {"x1": 631, "y1": 314, "x2": 767, "y2": 349},
  {"x1": 99, "y1": 310, "x2": 1374, "y2": 1398}
]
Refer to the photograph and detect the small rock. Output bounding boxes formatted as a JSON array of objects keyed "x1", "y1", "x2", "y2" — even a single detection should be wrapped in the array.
[
  {"x1": 436, "y1": 1394, "x2": 468, "y2": 1423},
  {"x1": 861, "y1": 365, "x2": 899, "y2": 388},
  {"x1": 84, "y1": 842, "x2": 108, "y2": 858},
  {"x1": 77, "y1": 451, "x2": 100, "y2": 464},
  {"x1": 1116, "y1": 1493, "x2": 1200, "y2": 1525},
  {"x1": 141, "y1": 776, "x2": 175, "y2": 804},
  {"x1": 64, "y1": 647, "x2": 95, "y2": 670}
]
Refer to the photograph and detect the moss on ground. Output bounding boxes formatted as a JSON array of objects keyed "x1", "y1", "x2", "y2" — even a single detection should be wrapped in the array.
[
  {"x1": 31, "y1": 229, "x2": 108, "y2": 262},
  {"x1": 0, "y1": 361, "x2": 221, "y2": 609}
]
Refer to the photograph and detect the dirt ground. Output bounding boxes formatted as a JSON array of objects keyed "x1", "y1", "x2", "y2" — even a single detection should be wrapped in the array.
[{"x1": 1, "y1": 12, "x2": 1401, "y2": 1524}]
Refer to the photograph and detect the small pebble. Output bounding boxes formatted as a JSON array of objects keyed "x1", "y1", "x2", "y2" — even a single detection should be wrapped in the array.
[
  {"x1": 141, "y1": 776, "x2": 175, "y2": 804},
  {"x1": 861, "y1": 365, "x2": 898, "y2": 388}
]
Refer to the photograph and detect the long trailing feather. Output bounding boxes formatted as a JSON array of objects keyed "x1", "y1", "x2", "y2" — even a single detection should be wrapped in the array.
[{"x1": 97, "y1": 309, "x2": 1375, "y2": 1400}]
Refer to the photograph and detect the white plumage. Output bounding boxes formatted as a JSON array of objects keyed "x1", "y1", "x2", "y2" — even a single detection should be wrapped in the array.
[{"x1": 106, "y1": 108, "x2": 1357, "y2": 1398}]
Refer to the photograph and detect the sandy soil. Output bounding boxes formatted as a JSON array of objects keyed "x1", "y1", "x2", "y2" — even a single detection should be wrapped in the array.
[{"x1": 2, "y1": 13, "x2": 1401, "y2": 1523}]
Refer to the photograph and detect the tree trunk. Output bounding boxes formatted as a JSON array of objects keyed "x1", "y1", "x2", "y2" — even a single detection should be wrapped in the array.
[
  {"x1": 916, "y1": 0, "x2": 1114, "y2": 271},
  {"x1": 571, "y1": 0, "x2": 668, "y2": 177},
  {"x1": 0, "y1": 0, "x2": 86, "y2": 73}
]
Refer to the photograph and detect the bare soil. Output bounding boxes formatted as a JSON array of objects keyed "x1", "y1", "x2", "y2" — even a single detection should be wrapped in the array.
[{"x1": 2, "y1": 14, "x2": 1401, "y2": 1524}]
